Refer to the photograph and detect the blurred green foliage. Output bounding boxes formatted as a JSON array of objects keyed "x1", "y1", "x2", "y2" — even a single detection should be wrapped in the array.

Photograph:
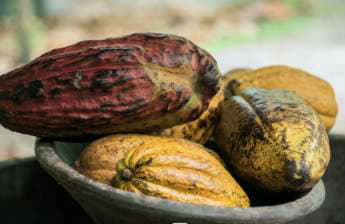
[
  {"x1": 202, "y1": 16, "x2": 310, "y2": 53},
  {"x1": 0, "y1": 0, "x2": 45, "y2": 19},
  {"x1": 0, "y1": 0, "x2": 14, "y2": 18}
]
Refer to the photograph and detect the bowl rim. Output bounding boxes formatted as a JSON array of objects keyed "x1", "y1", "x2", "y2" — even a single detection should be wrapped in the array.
[{"x1": 35, "y1": 139, "x2": 325, "y2": 223}]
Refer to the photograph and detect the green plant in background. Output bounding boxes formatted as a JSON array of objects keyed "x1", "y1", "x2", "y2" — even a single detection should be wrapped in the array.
[
  {"x1": 283, "y1": 0, "x2": 308, "y2": 9},
  {"x1": 15, "y1": 0, "x2": 46, "y2": 64},
  {"x1": 0, "y1": 0, "x2": 46, "y2": 64},
  {"x1": 202, "y1": 16, "x2": 310, "y2": 53},
  {"x1": 202, "y1": 0, "x2": 316, "y2": 53}
]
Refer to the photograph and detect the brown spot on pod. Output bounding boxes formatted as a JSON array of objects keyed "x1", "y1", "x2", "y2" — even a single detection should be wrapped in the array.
[
  {"x1": 0, "y1": 110, "x2": 8, "y2": 121},
  {"x1": 28, "y1": 80, "x2": 44, "y2": 98}
]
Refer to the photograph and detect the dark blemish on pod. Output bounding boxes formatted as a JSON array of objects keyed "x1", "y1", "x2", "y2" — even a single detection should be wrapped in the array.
[
  {"x1": 163, "y1": 102, "x2": 176, "y2": 113},
  {"x1": 115, "y1": 93, "x2": 125, "y2": 99},
  {"x1": 118, "y1": 55, "x2": 135, "y2": 63},
  {"x1": 101, "y1": 98, "x2": 144, "y2": 108},
  {"x1": 189, "y1": 107, "x2": 201, "y2": 121},
  {"x1": 274, "y1": 106, "x2": 285, "y2": 112},
  {"x1": 95, "y1": 70, "x2": 109, "y2": 79},
  {"x1": 285, "y1": 103, "x2": 298, "y2": 109},
  {"x1": 98, "y1": 47, "x2": 134, "y2": 53},
  {"x1": 92, "y1": 79, "x2": 113, "y2": 91},
  {"x1": 122, "y1": 101, "x2": 148, "y2": 114},
  {"x1": 136, "y1": 158, "x2": 153, "y2": 169},
  {"x1": 119, "y1": 168, "x2": 133, "y2": 181},
  {"x1": 0, "y1": 91, "x2": 9, "y2": 100},
  {"x1": 182, "y1": 127, "x2": 191, "y2": 140},
  {"x1": 0, "y1": 110, "x2": 8, "y2": 121},
  {"x1": 50, "y1": 88, "x2": 62, "y2": 97},
  {"x1": 28, "y1": 80, "x2": 44, "y2": 98},
  {"x1": 95, "y1": 70, "x2": 119, "y2": 79},
  {"x1": 93, "y1": 76, "x2": 133, "y2": 92},
  {"x1": 40, "y1": 58, "x2": 55, "y2": 69},
  {"x1": 284, "y1": 159, "x2": 311, "y2": 188},
  {"x1": 279, "y1": 129, "x2": 290, "y2": 150},
  {"x1": 179, "y1": 94, "x2": 191, "y2": 107},
  {"x1": 200, "y1": 63, "x2": 219, "y2": 94},
  {"x1": 227, "y1": 80, "x2": 240, "y2": 96},
  {"x1": 198, "y1": 119, "x2": 208, "y2": 129},
  {"x1": 11, "y1": 84, "x2": 26, "y2": 102},
  {"x1": 174, "y1": 86, "x2": 183, "y2": 98}
]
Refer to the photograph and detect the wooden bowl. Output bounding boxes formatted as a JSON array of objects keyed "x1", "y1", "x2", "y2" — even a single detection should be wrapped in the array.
[{"x1": 35, "y1": 139, "x2": 325, "y2": 224}]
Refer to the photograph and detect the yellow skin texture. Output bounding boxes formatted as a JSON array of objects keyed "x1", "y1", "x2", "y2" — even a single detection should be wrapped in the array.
[
  {"x1": 215, "y1": 88, "x2": 330, "y2": 193},
  {"x1": 225, "y1": 65, "x2": 338, "y2": 131},
  {"x1": 76, "y1": 134, "x2": 249, "y2": 208},
  {"x1": 155, "y1": 73, "x2": 235, "y2": 144}
]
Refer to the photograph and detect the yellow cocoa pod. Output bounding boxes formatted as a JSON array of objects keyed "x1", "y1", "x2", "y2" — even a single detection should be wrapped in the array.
[
  {"x1": 215, "y1": 88, "x2": 330, "y2": 193},
  {"x1": 76, "y1": 134, "x2": 249, "y2": 208},
  {"x1": 225, "y1": 65, "x2": 338, "y2": 131},
  {"x1": 154, "y1": 72, "x2": 241, "y2": 144}
]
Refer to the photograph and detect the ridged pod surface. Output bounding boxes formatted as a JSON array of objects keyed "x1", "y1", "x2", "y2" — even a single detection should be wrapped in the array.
[
  {"x1": 76, "y1": 134, "x2": 249, "y2": 208},
  {"x1": 225, "y1": 65, "x2": 338, "y2": 131},
  {"x1": 215, "y1": 88, "x2": 330, "y2": 193},
  {"x1": 0, "y1": 33, "x2": 220, "y2": 138}
]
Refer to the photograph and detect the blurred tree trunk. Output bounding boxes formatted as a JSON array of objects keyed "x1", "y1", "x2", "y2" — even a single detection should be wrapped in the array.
[{"x1": 15, "y1": 0, "x2": 46, "y2": 64}]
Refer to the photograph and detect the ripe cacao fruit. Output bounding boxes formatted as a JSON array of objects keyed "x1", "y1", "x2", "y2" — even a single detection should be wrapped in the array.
[
  {"x1": 154, "y1": 70, "x2": 248, "y2": 144},
  {"x1": 225, "y1": 65, "x2": 338, "y2": 131},
  {"x1": 0, "y1": 33, "x2": 220, "y2": 138},
  {"x1": 215, "y1": 88, "x2": 330, "y2": 193},
  {"x1": 153, "y1": 77, "x2": 224, "y2": 144},
  {"x1": 76, "y1": 134, "x2": 249, "y2": 208}
]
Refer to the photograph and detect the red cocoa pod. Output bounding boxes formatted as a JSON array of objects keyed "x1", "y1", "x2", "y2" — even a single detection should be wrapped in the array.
[{"x1": 0, "y1": 33, "x2": 220, "y2": 138}]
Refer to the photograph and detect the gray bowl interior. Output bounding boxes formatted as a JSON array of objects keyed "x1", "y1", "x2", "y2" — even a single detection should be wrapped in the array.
[
  {"x1": 54, "y1": 141, "x2": 90, "y2": 166},
  {"x1": 35, "y1": 139, "x2": 326, "y2": 224}
]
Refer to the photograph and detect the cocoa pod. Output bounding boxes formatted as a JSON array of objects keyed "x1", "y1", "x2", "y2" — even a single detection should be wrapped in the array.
[
  {"x1": 215, "y1": 88, "x2": 330, "y2": 193},
  {"x1": 76, "y1": 134, "x2": 249, "y2": 208},
  {"x1": 154, "y1": 71, "x2": 241, "y2": 144},
  {"x1": 225, "y1": 65, "x2": 338, "y2": 131},
  {"x1": 0, "y1": 33, "x2": 220, "y2": 138}
]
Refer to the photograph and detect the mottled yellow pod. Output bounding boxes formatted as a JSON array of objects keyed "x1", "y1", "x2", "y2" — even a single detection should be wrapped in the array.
[
  {"x1": 76, "y1": 134, "x2": 249, "y2": 208},
  {"x1": 155, "y1": 72, "x2": 240, "y2": 144},
  {"x1": 215, "y1": 88, "x2": 330, "y2": 193},
  {"x1": 225, "y1": 65, "x2": 338, "y2": 131}
]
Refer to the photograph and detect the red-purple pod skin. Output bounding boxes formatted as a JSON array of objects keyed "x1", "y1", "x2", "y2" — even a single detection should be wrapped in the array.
[{"x1": 0, "y1": 33, "x2": 220, "y2": 138}]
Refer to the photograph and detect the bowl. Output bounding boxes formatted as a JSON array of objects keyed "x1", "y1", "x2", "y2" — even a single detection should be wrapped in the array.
[{"x1": 35, "y1": 139, "x2": 325, "y2": 224}]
